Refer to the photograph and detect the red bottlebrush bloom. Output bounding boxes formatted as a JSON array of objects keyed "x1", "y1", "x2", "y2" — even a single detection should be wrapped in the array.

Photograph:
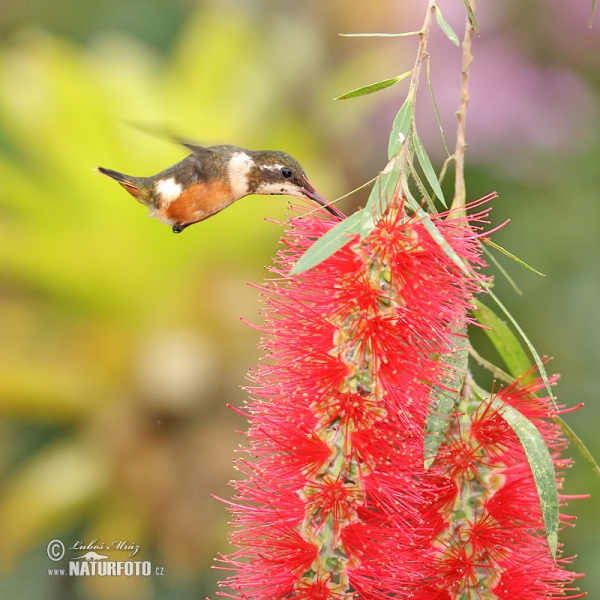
[
  {"x1": 422, "y1": 374, "x2": 583, "y2": 599},
  {"x1": 219, "y1": 198, "x2": 484, "y2": 598},
  {"x1": 217, "y1": 197, "x2": 582, "y2": 599}
]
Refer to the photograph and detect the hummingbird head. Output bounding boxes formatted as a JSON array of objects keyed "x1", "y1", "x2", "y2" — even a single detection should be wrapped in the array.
[{"x1": 227, "y1": 150, "x2": 340, "y2": 218}]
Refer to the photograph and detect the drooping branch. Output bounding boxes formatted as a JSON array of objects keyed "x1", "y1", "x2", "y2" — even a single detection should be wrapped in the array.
[{"x1": 452, "y1": 0, "x2": 477, "y2": 211}]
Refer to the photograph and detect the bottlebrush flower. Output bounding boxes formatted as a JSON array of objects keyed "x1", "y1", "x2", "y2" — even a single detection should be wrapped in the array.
[
  {"x1": 216, "y1": 195, "x2": 582, "y2": 599},
  {"x1": 421, "y1": 375, "x2": 584, "y2": 600}
]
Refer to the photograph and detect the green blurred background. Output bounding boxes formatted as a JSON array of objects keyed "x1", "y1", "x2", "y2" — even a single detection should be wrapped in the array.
[{"x1": 0, "y1": 0, "x2": 598, "y2": 598}]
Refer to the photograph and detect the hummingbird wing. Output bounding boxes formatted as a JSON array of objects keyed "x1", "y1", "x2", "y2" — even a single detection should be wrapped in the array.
[
  {"x1": 123, "y1": 121, "x2": 210, "y2": 157},
  {"x1": 176, "y1": 137, "x2": 209, "y2": 153}
]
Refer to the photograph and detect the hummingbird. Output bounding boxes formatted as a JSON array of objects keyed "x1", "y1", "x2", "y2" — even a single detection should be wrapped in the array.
[{"x1": 95, "y1": 142, "x2": 344, "y2": 233}]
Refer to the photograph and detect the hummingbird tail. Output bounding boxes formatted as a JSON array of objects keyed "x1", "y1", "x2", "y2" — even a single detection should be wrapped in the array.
[{"x1": 94, "y1": 167, "x2": 141, "y2": 198}]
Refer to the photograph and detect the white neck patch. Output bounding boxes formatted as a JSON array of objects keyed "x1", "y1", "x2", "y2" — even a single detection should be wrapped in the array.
[
  {"x1": 227, "y1": 152, "x2": 254, "y2": 199},
  {"x1": 155, "y1": 178, "x2": 182, "y2": 206}
]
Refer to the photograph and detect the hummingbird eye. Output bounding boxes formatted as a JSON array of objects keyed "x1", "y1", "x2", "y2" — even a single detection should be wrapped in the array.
[{"x1": 281, "y1": 167, "x2": 293, "y2": 179}]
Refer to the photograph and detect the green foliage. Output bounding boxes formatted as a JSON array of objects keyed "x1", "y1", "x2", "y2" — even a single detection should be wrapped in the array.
[
  {"x1": 473, "y1": 300, "x2": 532, "y2": 379},
  {"x1": 290, "y1": 210, "x2": 363, "y2": 275},
  {"x1": 424, "y1": 330, "x2": 469, "y2": 470},
  {"x1": 474, "y1": 298, "x2": 600, "y2": 478},
  {"x1": 486, "y1": 290, "x2": 556, "y2": 403},
  {"x1": 426, "y1": 57, "x2": 451, "y2": 157},
  {"x1": 466, "y1": 382, "x2": 560, "y2": 561},
  {"x1": 334, "y1": 71, "x2": 411, "y2": 100},
  {"x1": 557, "y1": 418, "x2": 600, "y2": 478},
  {"x1": 461, "y1": 0, "x2": 480, "y2": 33},
  {"x1": 413, "y1": 130, "x2": 447, "y2": 207},
  {"x1": 492, "y1": 396, "x2": 559, "y2": 560},
  {"x1": 340, "y1": 32, "x2": 421, "y2": 38},
  {"x1": 402, "y1": 183, "x2": 471, "y2": 276},
  {"x1": 435, "y1": 7, "x2": 460, "y2": 46},
  {"x1": 362, "y1": 157, "x2": 401, "y2": 228},
  {"x1": 387, "y1": 94, "x2": 414, "y2": 158},
  {"x1": 483, "y1": 239, "x2": 545, "y2": 276}
]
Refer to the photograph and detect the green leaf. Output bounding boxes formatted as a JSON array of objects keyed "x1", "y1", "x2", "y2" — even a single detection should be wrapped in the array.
[
  {"x1": 413, "y1": 131, "x2": 447, "y2": 208},
  {"x1": 590, "y1": 0, "x2": 597, "y2": 28},
  {"x1": 483, "y1": 239, "x2": 545, "y2": 277},
  {"x1": 359, "y1": 210, "x2": 376, "y2": 239},
  {"x1": 468, "y1": 345, "x2": 515, "y2": 384},
  {"x1": 424, "y1": 329, "x2": 468, "y2": 470},
  {"x1": 492, "y1": 397, "x2": 559, "y2": 560},
  {"x1": 407, "y1": 155, "x2": 437, "y2": 214},
  {"x1": 487, "y1": 290, "x2": 556, "y2": 405},
  {"x1": 473, "y1": 300, "x2": 531, "y2": 379},
  {"x1": 340, "y1": 32, "x2": 421, "y2": 38},
  {"x1": 462, "y1": 0, "x2": 480, "y2": 33},
  {"x1": 403, "y1": 183, "x2": 471, "y2": 277},
  {"x1": 334, "y1": 71, "x2": 411, "y2": 100},
  {"x1": 435, "y1": 8, "x2": 460, "y2": 46},
  {"x1": 554, "y1": 416, "x2": 600, "y2": 478},
  {"x1": 482, "y1": 246, "x2": 523, "y2": 296},
  {"x1": 426, "y1": 57, "x2": 451, "y2": 157},
  {"x1": 290, "y1": 209, "x2": 364, "y2": 275},
  {"x1": 388, "y1": 94, "x2": 414, "y2": 158},
  {"x1": 362, "y1": 157, "x2": 401, "y2": 231}
]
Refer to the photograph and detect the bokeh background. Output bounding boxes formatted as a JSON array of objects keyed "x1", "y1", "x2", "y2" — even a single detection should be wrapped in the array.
[{"x1": 0, "y1": 0, "x2": 598, "y2": 598}]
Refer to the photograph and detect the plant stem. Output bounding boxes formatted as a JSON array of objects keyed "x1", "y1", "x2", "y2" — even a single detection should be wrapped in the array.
[
  {"x1": 452, "y1": 0, "x2": 477, "y2": 212},
  {"x1": 397, "y1": 0, "x2": 438, "y2": 185}
]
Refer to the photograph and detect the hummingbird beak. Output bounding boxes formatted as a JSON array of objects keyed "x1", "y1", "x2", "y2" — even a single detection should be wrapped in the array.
[{"x1": 301, "y1": 178, "x2": 345, "y2": 220}]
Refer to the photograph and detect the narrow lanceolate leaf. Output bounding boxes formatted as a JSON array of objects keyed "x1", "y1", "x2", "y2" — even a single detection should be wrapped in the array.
[
  {"x1": 426, "y1": 57, "x2": 451, "y2": 157},
  {"x1": 413, "y1": 132, "x2": 447, "y2": 208},
  {"x1": 554, "y1": 416, "x2": 600, "y2": 477},
  {"x1": 424, "y1": 330, "x2": 468, "y2": 470},
  {"x1": 435, "y1": 7, "x2": 460, "y2": 46},
  {"x1": 473, "y1": 300, "x2": 531, "y2": 380},
  {"x1": 487, "y1": 290, "x2": 556, "y2": 405},
  {"x1": 362, "y1": 158, "x2": 401, "y2": 232},
  {"x1": 493, "y1": 397, "x2": 559, "y2": 560},
  {"x1": 340, "y1": 32, "x2": 421, "y2": 38},
  {"x1": 590, "y1": 0, "x2": 597, "y2": 28},
  {"x1": 290, "y1": 209, "x2": 364, "y2": 275},
  {"x1": 468, "y1": 344, "x2": 515, "y2": 384},
  {"x1": 388, "y1": 93, "x2": 414, "y2": 158},
  {"x1": 483, "y1": 238, "x2": 545, "y2": 276},
  {"x1": 482, "y1": 246, "x2": 523, "y2": 296},
  {"x1": 334, "y1": 71, "x2": 411, "y2": 100},
  {"x1": 403, "y1": 183, "x2": 471, "y2": 277},
  {"x1": 408, "y1": 156, "x2": 436, "y2": 214},
  {"x1": 462, "y1": 0, "x2": 480, "y2": 33}
]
